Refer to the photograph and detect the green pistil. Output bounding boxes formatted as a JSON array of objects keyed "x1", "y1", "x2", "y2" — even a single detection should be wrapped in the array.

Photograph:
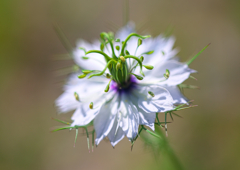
[
  {"x1": 88, "y1": 60, "x2": 117, "y2": 79},
  {"x1": 86, "y1": 50, "x2": 112, "y2": 62},
  {"x1": 129, "y1": 73, "x2": 143, "y2": 80},
  {"x1": 100, "y1": 32, "x2": 118, "y2": 60},
  {"x1": 104, "y1": 79, "x2": 112, "y2": 92},
  {"x1": 124, "y1": 55, "x2": 145, "y2": 76},
  {"x1": 120, "y1": 33, "x2": 150, "y2": 56}
]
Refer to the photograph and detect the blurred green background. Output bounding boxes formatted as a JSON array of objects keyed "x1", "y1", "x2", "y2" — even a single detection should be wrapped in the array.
[{"x1": 1, "y1": 0, "x2": 240, "y2": 169}]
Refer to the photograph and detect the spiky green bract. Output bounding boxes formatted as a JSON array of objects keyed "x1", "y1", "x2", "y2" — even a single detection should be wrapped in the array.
[
  {"x1": 52, "y1": 119, "x2": 94, "y2": 151},
  {"x1": 162, "y1": 101, "x2": 197, "y2": 135},
  {"x1": 51, "y1": 117, "x2": 71, "y2": 125},
  {"x1": 187, "y1": 43, "x2": 210, "y2": 65},
  {"x1": 142, "y1": 126, "x2": 160, "y2": 138},
  {"x1": 52, "y1": 22, "x2": 73, "y2": 54},
  {"x1": 178, "y1": 84, "x2": 200, "y2": 89}
]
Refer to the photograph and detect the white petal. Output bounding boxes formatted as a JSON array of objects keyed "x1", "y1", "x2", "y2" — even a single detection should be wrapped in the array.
[
  {"x1": 55, "y1": 74, "x2": 108, "y2": 113},
  {"x1": 128, "y1": 35, "x2": 176, "y2": 65},
  {"x1": 119, "y1": 94, "x2": 139, "y2": 140},
  {"x1": 115, "y1": 22, "x2": 135, "y2": 40},
  {"x1": 71, "y1": 104, "x2": 99, "y2": 127},
  {"x1": 120, "y1": 94, "x2": 156, "y2": 131},
  {"x1": 141, "y1": 60, "x2": 196, "y2": 86},
  {"x1": 73, "y1": 40, "x2": 106, "y2": 71},
  {"x1": 71, "y1": 90, "x2": 115, "y2": 127},
  {"x1": 94, "y1": 95, "x2": 119, "y2": 146},
  {"x1": 138, "y1": 109, "x2": 155, "y2": 131},
  {"x1": 163, "y1": 85, "x2": 189, "y2": 104},
  {"x1": 158, "y1": 62, "x2": 196, "y2": 86},
  {"x1": 136, "y1": 84, "x2": 174, "y2": 113},
  {"x1": 55, "y1": 90, "x2": 80, "y2": 113},
  {"x1": 107, "y1": 118, "x2": 125, "y2": 147},
  {"x1": 128, "y1": 94, "x2": 156, "y2": 131}
]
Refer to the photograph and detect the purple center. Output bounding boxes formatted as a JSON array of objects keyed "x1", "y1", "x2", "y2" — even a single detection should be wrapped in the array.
[{"x1": 110, "y1": 76, "x2": 137, "y2": 94}]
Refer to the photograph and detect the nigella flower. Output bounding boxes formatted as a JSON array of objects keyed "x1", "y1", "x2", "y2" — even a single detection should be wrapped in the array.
[{"x1": 55, "y1": 23, "x2": 207, "y2": 147}]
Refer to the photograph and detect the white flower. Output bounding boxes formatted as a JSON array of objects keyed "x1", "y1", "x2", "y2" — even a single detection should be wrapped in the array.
[{"x1": 56, "y1": 22, "x2": 196, "y2": 147}]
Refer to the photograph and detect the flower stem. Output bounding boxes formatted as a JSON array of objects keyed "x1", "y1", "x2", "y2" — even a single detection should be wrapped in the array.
[
  {"x1": 156, "y1": 126, "x2": 184, "y2": 170},
  {"x1": 141, "y1": 125, "x2": 184, "y2": 170}
]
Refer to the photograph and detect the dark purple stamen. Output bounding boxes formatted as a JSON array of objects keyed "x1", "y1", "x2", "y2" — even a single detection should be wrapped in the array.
[{"x1": 110, "y1": 76, "x2": 137, "y2": 94}]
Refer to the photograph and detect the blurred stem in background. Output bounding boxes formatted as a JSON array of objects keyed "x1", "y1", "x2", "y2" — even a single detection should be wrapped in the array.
[
  {"x1": 123, "y1": 0, "x2": 129, "y2": 26},
  {"x1": 141, "y1": 125, "x2": 184, "y2": 170}
]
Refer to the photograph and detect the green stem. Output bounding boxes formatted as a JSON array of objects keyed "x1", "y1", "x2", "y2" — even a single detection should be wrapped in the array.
[{"x1": 157, "y1": 128, "x2": 184, "y2": 170}]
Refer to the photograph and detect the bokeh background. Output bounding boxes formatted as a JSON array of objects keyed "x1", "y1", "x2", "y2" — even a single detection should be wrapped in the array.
[{"x1": 1, "y1": 0, "x2": 240, "y2": 169}]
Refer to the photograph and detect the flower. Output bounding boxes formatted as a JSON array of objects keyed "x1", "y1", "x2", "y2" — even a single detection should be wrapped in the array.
[{"x1": 55, "y1": 22, "x2": 197, "y2": 147}]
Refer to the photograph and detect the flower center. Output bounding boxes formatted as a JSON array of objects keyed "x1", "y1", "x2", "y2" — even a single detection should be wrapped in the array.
[
  {"x1": 77, "y1": 32, "x2": 155, "y2": 93},
  {"x1": 111, "y1": 76, "x2": 137, "y2": 94}
]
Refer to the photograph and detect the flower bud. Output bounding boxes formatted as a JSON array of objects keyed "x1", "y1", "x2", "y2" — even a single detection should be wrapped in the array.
[
  {"x1": 143, "y1": 51, "x2": 154, "y2": 55},
  {"x1": 131, "y1": 73, "x2": 143, "y2": 80},
  {"x1": 138, "y1": 38, "x2": 142, "y2": 46},
  {"x1": 82, "y1": 70, "x2": 93, "y2": 74},
  {"x1": 104, "y1": 84, "x2": 110, "y2": 92},
  {"x1": 108, "y1": 32, "x2": 114, "y2": 39},
  {"x1": 164, "y1": 69, "x2": 170, "y2": 79},
  {"x1": 116, "y1": 62, "x2": 122, "y2": 70},
  {"x1": 100, "y1": 43, "x2": 104, "y2": 51},
  {"x1": 115, "y1": 38, "x2": 120, "y2": 42},
  {"x1": 125, "y1": 50, "x2": 130, "y2": 55},
  {"x1": 140, "y1": 56, "x2": 144, "y2": 62},
  {"x1": 120, "y1": 56, "x2": 125, "y2": 62},
  {"x1": 89, "y1": 102, "x2": 93, "y2": 109},
  {"x1": 115, "y1": 45, "x2": 120, "y2": 51},
  {"x1": 143, "y1": 65, "x2": 154, "y2": 70},
  {"x1": 82, "y1": 56, "x2": 89, "y2": 60},
  {"x1": 148, "y1": 91, "x2": 155, "y2": 97},
  {"x1": 74, "y1": 92, "x2": 80, "y2": 101},
  {"x1": 106, "y1": 73, "x2": 111, "y2": 79},
  {"x1": 78, "y1": 74, "x2": 87, "y2": 79}
]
